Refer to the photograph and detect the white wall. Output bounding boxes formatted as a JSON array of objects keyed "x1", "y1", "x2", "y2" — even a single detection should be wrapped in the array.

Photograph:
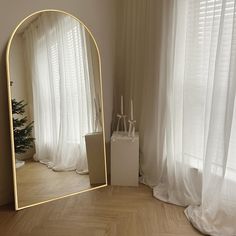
[
  {"x1": 0, "y1": 0, "x2": 116, "y2": 206},
  {"x1": 112, "y1": 0, "x2": 163, "y2": 185},
  {"x1": 10, "y1": 34, "x2": 29, "y2": 107},
  {"x1": 9, "y1": 33, "x2": 35, "y2": 160}
]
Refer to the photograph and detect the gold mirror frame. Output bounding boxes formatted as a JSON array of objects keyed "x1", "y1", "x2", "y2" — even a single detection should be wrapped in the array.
[{"x1": 6, "y1": 9, "x2": 107, "y2": 210}]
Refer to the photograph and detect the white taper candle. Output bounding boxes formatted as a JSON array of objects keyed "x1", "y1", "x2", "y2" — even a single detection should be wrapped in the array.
[
  {"x1": 121, "y1": 95, "x2": 124, "y2": 115},
  {"x1": 131, "y1": 99, "x2": 134, "y2": 120}
]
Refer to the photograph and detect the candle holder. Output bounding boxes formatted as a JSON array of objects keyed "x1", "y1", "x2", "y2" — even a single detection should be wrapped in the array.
[
  {"x1": 128, "y1": 119, "x2": 136, "y2": 138},
  {"x1": 116, "y1": 114, "x2": 127, "y2": 132},
  {"x1": 115, "y1": 95, "x2": 127, "y2": 133}
]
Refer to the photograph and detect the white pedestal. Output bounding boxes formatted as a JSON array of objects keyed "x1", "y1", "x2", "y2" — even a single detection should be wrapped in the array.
[
  {"x1": 111, "y1": 132, "x2": 139, "y2": 186},
  {"x1": 85, "y1": 132, "x2": 106, "y2": 185}
]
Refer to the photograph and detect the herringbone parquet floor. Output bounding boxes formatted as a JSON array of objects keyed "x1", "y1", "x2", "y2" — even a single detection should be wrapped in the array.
[{"x1": 0, "y1": 185, "x2": 203, "y2": 236}]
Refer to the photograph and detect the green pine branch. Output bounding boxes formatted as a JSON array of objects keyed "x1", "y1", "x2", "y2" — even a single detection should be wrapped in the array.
[
  {"x1": 12, "y1": 99, "x2": 27, "y2": 115},
  {"x1": 13, "y1": 117, "x2": 28, "y2": 129},
  {"x1": 12, "y1": 99, "x2": 35, "y2": 154}
]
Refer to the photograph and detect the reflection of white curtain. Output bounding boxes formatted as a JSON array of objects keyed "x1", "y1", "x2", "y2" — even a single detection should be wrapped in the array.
[
  {"x1": 114, "y1": 0, "x2": 236, "y2": 235},
  {"x1": 24, "y1": 13, "x2": 97, "y2": 171}
]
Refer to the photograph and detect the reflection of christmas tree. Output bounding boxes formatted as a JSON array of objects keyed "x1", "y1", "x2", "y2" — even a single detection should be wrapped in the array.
[{"x1": 12, "y1": 99, "x2": 34, "y2": 154}]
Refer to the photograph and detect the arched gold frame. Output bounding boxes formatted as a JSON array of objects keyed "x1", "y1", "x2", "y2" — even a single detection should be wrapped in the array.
[{"x1": 6, "y1": 9, "x2": 107, "y2": 210}]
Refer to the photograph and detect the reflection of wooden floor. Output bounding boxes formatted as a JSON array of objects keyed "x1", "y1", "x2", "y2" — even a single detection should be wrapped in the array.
[{"x1": 16, "y1": 160, "x2": 91, "y2": 208}]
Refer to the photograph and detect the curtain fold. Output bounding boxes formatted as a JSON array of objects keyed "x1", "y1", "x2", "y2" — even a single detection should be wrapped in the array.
[
  {"x1": 152, "y1": 0, "x2": 204, "y2": 207},
  {"x1": 23, "y1": 13, "x2": 98, "y2": 172},
  {"x1": 114, "y1": 0, "x2": 236, "y2": 235}
]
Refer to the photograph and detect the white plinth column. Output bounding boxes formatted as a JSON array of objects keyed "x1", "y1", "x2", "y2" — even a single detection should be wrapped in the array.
[{"x1": 111, "y1": 132, "x2": 139, "y2": 186}]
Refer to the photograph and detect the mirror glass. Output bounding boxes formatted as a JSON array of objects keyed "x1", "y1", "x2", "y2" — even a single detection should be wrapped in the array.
[{"x1": 7, "y1": 10, "x2": 107, "y2": 209}]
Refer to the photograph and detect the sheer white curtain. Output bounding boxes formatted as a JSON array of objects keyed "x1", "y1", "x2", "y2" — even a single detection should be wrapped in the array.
[
  {"x1": 152, "y1": 0, "x2": 236, "y2": 235},
  {"x1": 24, "y1": 13, "x2": 97, "y2": 172},
  {"x1": 114, "y1": 0, "x2": 236, "y2": 235}
]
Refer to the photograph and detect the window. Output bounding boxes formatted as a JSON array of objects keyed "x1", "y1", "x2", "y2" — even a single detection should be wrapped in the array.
[{"x1": 183, "y1": 0, "x2": 236, "y2": 180}]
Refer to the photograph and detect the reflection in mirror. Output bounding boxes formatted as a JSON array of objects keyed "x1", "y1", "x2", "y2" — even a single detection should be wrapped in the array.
[{"x1": 7, "y1": 10, "x2": 106, "y2": 210}]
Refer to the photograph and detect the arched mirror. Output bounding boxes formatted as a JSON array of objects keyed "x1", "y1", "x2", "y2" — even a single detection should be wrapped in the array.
[{"x1": 6, "y1": 10, "x2": 107, "y2": 210}]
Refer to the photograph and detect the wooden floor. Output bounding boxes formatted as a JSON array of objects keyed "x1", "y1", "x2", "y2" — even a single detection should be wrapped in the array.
[
  {"x1": 0, "y1": 185, "x2": 203, "y2": 236},
  {"x1": 16, "y1": 160, "x2": 91, "y2": 208}
]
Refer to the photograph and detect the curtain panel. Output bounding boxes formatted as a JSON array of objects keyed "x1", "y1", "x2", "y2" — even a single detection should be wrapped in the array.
[{"x1": 114, "y1": 0, "x2": 236, "y2": 235}]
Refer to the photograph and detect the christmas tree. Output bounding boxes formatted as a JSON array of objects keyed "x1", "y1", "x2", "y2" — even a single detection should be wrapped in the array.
[{"x1": 12, "y1": 99, "x2": 34, "y2": 154}]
